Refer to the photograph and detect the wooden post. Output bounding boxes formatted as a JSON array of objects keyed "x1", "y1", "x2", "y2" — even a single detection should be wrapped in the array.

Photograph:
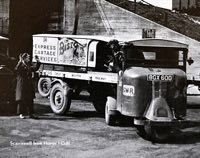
[
  {"x1": 72, "y1": 0, "x2": 79, "y2": 35},
  {"x1": 164, "y1": 12, "x2": 168, "y2": 27},
  {"x1": 134, "y1": 0, "x2": 136, "y2": 12},
  {"x1": 179, "y1": 0, "x2": 182, "y2": 11},
  {"x1": 187, "y1": 0, "x2": 190, "y2": 9}
]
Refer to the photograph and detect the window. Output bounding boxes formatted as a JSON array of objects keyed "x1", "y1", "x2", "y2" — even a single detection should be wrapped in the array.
[
  {"x1": 126, "y1": 47, "x2": 185, "y2": 68},
  {"x1": 143, "y1": 52, "x2": 156, "y2": 60}
]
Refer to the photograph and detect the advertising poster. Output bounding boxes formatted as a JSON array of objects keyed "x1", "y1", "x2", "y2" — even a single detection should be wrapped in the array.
[
  {"x1": 32, "y1": 36, "x2": 58, "y2": 64},
  {"x1": 33, "y1": 36, "x2": 88, "y2": 66},
  {"x1": 58, "y1": 38, "x2": 88, "y2": 66}
]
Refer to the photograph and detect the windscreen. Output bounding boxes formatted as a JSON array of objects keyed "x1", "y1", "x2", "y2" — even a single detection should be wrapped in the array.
[{"x1": 126, "y1": 46, "x2": 185, "y2": 68}]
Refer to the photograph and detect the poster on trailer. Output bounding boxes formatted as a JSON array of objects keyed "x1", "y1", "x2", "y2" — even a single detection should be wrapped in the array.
[
  {"x1": 57, "y1": 38, "x2": 87, "y2": 66},
  {"x1": 33, "y1": 36, "x2": 88, "y2": 67}
]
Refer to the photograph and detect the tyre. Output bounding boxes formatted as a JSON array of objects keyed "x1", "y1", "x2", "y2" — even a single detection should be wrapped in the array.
[
  {"x1": 136, "y1": 126, "x2": 146, "y2": 135},
  {"x1": 136, "y1": 125, "x2": 152, "y2": 141},
  {"x1": 38, "y1": 77, "x2": 51, "y2": 97},
  {"x1": 144, "y1": 125, "x2": 171, "y2": 142},
  {"x1": 105, "y1": 101, "x2": 116, "y2": 126},
  {"x1": 50, "y1": 83, "x2": 71, "y2": 115}
]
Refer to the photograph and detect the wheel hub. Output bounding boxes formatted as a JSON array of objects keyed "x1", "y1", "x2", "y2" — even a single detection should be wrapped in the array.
[
  {"x1": 54, "y1": 91, "x2": 63, "y2": 109},
  {"x1": 42, "y1": 82, "x2": 50, "y2": 93}
]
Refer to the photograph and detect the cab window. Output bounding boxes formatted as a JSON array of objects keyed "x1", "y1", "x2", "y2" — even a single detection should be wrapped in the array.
[{"x1": 126, "y1": 47, "x2": 185, "y2": 68}]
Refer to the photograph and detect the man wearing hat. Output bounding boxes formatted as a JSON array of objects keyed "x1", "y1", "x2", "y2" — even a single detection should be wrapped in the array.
[{"x1": 15, "y1": 53, "x2": 40, "y2": 119}]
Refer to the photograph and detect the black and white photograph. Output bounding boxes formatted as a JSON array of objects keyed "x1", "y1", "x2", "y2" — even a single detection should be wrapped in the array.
[{"x1": 1, "y1": 0, "x2": 200, "y2": 157}]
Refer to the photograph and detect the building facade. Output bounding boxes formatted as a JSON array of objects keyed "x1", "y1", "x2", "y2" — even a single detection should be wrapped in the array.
[
  {"x1": 172, "y1": 0, "x2": 200, "y2": 15},
  {"x1": 0, "y1": 0, "x2": 9, "y2": 36},
  {"x1": 173, "y1": 0, "x2": 196, "y2": 10}
]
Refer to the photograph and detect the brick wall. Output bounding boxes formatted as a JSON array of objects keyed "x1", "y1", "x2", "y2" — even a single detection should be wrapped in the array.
[
  {"x1": 0, "y1": 0, "x2": 9, "y2": 36},
  {"x1": 196, "y1": 0, "x2": 200, "y2": 7},
  {"x1": 173, "y1": 0, "x2": 197, "y2": 10},
  {"x1": 63, "y1": 0, "x2": 107, "y2": 35}
]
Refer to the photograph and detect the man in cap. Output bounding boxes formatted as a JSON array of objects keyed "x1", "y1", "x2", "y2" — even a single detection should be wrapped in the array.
[
  {"x1": 105, "y1": 39, "x2": 125, "y2": 99},
  {"x1": 105, "y1": 39, "x2": 124, "y2": 73},
  {"x1": 15, "y1": 53, "x2": 40, "y2": 119}
]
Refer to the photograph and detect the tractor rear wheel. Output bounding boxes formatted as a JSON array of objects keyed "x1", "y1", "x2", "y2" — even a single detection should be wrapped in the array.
[{"x1": 50, "y1": 83, "x2": 71, "y2": 115}]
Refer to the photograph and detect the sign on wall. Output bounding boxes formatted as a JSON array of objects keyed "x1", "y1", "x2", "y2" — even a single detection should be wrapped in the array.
[{"x1": 142, "y1": 29, "x2": 156, "y2": 38}]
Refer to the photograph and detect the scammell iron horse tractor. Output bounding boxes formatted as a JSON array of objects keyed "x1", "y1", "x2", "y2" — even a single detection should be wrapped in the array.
[{"x1": 33, "y1": 34, "x2": 200, "y2": 142}]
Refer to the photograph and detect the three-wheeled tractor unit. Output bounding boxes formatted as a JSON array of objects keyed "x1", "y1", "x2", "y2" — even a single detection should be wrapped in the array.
[{"x1": 33, "y1": 34, "x2": 199, "y2": 142}]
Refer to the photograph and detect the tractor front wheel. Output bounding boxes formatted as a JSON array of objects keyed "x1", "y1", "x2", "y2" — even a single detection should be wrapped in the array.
[{"x1": 105, "y1": 101, "x2": 116, "y2": 126}]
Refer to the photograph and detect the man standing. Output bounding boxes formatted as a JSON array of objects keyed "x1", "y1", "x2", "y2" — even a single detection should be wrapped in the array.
[{"x1": 15, "y1": 53, "x2": 40, "y2": 119}]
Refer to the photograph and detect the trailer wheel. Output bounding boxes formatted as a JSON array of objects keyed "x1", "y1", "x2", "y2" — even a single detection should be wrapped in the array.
[
  {"x1": 50, "y1": 83, "x2": 71, "y2": 115},
  {"x1": 105, "y1": 101, "x2": 116, "y2": 126},
  {"x1": 144, "y1": 125, "x2": 171, "y2": 142},
  {"x1": 38, "y1": 77, "x2": 51, "y2": 97}
]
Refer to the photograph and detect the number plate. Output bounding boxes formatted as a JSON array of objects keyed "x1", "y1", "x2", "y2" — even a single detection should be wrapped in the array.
[{"x1": 147, "y1": 74, "x2": 173, "y2": 82}]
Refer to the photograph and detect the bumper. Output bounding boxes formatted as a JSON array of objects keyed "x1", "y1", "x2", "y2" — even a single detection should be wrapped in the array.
[{"x1": 135, "y1": 119, "x2": 200, "y2": 129}]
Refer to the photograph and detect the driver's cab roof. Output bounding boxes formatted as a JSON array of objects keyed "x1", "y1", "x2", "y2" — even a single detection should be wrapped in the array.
[
  {"x1": 33, "y1": 34, "x2": 188, "y2": 49},
  {"x1": 33, "y1": 34, "x2": 118, "y2": 42},
  {"x1": 128, "y1": 38, "x2": 188, "y2": 49}
]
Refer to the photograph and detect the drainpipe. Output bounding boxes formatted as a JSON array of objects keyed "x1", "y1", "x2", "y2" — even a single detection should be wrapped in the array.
[
  {"x1": 72, "y1": 0, "x2": 79, "y2": 35},
  {"x1": 179, "y1": 0, "x2": 182, "y2": 11},
  {"x1": 134, "y1": 0, "x2": 136, "y2": 12}
]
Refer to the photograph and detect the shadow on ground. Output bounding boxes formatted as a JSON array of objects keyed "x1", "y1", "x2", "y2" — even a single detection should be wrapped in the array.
[
  {"x1": 164, "y1": 129, "x2": 200, "y2": 144},
  {"x1": 0, "y1": 102, "x2": 17, "y2": 116},
  {"x1": 33, "y1": 102, "x2": 104, "y2": 121}
]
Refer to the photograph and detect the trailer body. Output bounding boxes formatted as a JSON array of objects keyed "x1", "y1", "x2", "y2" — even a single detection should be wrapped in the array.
[{"x1": 33, "y1": 34, "x2": 118, "y2": 113}]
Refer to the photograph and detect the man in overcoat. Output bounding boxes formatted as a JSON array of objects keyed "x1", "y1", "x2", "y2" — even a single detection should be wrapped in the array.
[{"x1": 15, "y1": 53, "x2": 40, "y2": 119}]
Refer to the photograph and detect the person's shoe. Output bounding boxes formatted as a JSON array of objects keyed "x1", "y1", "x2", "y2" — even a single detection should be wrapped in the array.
[{"x1": 19, "y1": 114, "x2": 25, "y2": 119}]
